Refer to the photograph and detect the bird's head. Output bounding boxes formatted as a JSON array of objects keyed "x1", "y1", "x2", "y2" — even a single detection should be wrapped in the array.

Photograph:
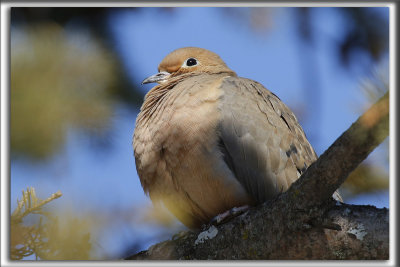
[{"x1": 142, "y1": 47, "x2": 236, "y2": 85}]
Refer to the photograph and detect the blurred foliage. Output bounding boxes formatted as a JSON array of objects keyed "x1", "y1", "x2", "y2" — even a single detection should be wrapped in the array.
[
  {"x1": 10, "y1": 7, "x2": 160, "y2": 106},
  {"x1": 295, "y1": 7, "x2": 388, "y2": 67},
  {"x1": 10, "y1": 188, "x2": 181, "y2": 260},
  {"x1": 11, "y1": 7, "x2": 114, "y2": 33},
  {"x1": 224, "y1": 7, "x2": 389, "y2": 69},
  {"x1": 11, "y1": 23, "x2": 118, "y2": 160},
  {"x1": 359, "y1": 59, "x2": 389, "y2": 104},
  {"x1": 10, "y1": 187, "x2": 94, "y2": 260},
  {"x1": 343, "y1": 162, "x2": 388, "y2": 196},
  {"x1": 342, "y1": 59, "x2": 389, "y2": 196},
  {"x1": 338, "y1": 7, "x2": 389, "y2": 66}
]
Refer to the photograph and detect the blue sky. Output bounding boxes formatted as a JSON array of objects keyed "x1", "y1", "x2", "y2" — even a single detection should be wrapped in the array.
[{"x1": 10, "y1": 7, "x2": 389, "y2": 259}]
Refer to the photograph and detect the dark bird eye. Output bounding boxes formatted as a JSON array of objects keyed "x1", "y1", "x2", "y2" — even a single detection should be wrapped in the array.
[{"x1": 186, "y1": 58, "x2": 197, "y2": 66}]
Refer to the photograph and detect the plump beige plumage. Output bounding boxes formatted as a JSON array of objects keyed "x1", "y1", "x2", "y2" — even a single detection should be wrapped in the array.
[{"x1": 133, "y1": 47, "x2": 339, "y2": 229}]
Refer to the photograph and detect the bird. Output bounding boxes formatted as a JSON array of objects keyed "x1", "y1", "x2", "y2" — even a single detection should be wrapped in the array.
[{"x1": 133, "y1": 47, "x2": 341, "y2": 229}]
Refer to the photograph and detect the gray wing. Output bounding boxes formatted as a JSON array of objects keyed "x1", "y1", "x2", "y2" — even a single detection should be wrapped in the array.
[{"x1": 217, "y1": 76, "x2": 320, "y2": 203}]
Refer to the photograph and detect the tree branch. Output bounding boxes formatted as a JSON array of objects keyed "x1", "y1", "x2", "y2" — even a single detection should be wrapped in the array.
[
  {"x1": 287, "y1": 91, "x2": 389, "y2": 209},
  {"x1": 127, "y1": 203, "x2": 388, "y2": 260},
  {"x1": 126, "y1": 91, "x2": 389, "y2": 260}
]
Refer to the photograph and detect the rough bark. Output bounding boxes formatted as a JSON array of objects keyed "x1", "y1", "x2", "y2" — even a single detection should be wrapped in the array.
[
  {"x1": 126, "y1": 92, "x2": 389, "y2": 260},
  {"x1": 127, "y1": 203, "x2": 388, "y2": 260}
]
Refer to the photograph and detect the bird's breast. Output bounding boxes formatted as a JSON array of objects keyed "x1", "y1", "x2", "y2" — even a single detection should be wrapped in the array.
[
  {"x1": 133, "y1": 75, "x2": 251, "y2": 227},
  {"x1": 134, "y1": 75, "x2": 225, "y2": 182}
]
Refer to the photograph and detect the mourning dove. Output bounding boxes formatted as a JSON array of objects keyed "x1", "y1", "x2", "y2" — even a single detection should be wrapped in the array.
[{"x1": 133, "y1": 47, "x2": 341, "y2": 229}]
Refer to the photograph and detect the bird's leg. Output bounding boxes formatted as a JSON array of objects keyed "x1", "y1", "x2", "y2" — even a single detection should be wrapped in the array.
[{"x1": 210, "y1": 205, "x2": 250, "y2": 226}]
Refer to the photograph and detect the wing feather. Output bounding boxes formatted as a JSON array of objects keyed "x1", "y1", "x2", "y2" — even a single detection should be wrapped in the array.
[{"x1": 218, "y1": 76, "x2": 318, "y2": 203}]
